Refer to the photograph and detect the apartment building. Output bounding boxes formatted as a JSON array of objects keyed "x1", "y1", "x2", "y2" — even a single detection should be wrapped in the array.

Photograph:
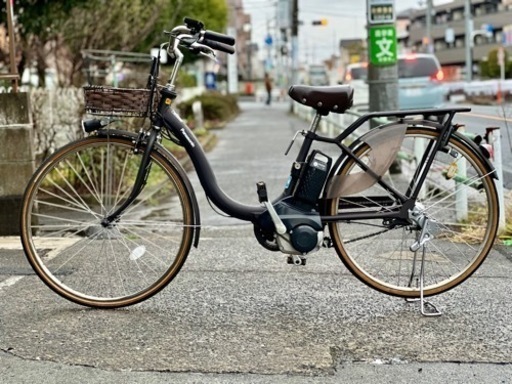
[{"x1": 402, "y1": 0, "x2": 512, "y2": 78}]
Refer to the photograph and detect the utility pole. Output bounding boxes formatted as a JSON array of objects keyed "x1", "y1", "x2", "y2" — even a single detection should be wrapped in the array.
[
  {"x1": 290, "y1": 0, "x2": 299, "y2": 111},
  {"x1": 464, "y1": 0, "x2": 473, "y2": 82},
  {"x1": 366, "y1": 0, "x2": 398, "y2": 125},
  {"x1": 0, "y1": 0, "x2": 19, "y2": 92},
  {"x1": 425, "y1": 0, "x2": 433, "y2": 53}
]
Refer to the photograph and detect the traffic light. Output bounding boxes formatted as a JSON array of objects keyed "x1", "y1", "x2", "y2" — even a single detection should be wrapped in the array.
[{"x1": 312, "y1": 19, "x2": 328, "y2": 26}]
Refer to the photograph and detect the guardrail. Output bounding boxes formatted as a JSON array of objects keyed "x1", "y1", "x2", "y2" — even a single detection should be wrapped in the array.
[{"x1": 292, "y1": 102, "x2": 506, "y2": 233}]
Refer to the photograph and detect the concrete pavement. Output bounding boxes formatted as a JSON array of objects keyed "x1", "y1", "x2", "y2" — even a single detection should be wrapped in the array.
[{"x1": 1, "y1": 100, "x2": 512, "y2": 383}]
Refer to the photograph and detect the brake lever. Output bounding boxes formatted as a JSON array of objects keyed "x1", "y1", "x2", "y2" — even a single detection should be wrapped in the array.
[
  {"x1": 190, "y1": 42, "x2": 217, "y2": 62},
  {"x1": 199, "y1": 51, "x2": 217, "y2": 62}
]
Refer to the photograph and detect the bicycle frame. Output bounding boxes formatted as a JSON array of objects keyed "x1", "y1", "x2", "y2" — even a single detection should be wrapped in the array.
[
  {"x1": 107, "y1": 23, "x2": 495, "y2": 230},
  {"x1": 154, "y1": 84, "x2": 479, "y2": 225}
]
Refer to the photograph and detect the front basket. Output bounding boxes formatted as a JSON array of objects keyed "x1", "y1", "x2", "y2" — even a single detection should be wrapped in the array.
[{"x1": 83, "y1": 86, "x2": 156, "y2": 117}]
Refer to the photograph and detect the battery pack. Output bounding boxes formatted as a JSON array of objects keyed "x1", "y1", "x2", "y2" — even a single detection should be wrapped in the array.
[{"x1": 294, "y1": 150, "x2": 331, "y2": 205}]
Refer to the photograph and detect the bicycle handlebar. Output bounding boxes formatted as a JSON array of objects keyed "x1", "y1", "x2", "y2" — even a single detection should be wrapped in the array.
[
  {"x1": 165, "y1": 18, "x2": 237, "y2": 88},
  {"x1": 168, "y1": 18, "x2": 236, "y2": 56},
  {"x1": 201, "y1": 38, "x2": 235, "y2": 54},
  {"x1": 203, "y1": 30, "x2": 235, "y2": 46}
]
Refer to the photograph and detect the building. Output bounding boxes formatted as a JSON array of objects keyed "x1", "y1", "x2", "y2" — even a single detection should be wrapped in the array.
[
  {"x1": 227, "y1": 0, "x2": 255, "y2": 81},
  {"x1": 403, "y1": 0, "x2": 512, "y2": 79}
]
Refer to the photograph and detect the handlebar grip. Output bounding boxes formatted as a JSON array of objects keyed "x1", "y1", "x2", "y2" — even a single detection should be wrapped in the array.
[
  {"x1": 203, "y1": 39, "x2": 235, "y2": 55},
  {"x1": 204, "y1": 30, "x2": 235, "y2": 46}
]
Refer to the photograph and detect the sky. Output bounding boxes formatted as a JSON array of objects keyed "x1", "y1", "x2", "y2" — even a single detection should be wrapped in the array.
[{"x1": 242, "y1": 0, "x2": 451, "y2": 63}]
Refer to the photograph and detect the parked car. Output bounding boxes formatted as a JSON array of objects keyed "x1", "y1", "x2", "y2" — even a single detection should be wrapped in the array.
[
  {"x1": 342, "y1": 62, "x2": 369, "y2": 105},
  {"x1": 397, "y1": 53, "x2": 446, "y2": 110},
  {"x1": 341, "y1": 54, "x2": 446, "y2": 110}
]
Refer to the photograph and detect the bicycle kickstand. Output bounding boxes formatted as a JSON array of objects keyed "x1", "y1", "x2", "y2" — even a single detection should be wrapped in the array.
[{"x1": 406, "y1": 245, "x2": 442, "y2": 317}]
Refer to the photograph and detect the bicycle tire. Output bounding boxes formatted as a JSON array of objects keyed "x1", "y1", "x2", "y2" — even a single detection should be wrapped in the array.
[
  {"x1": 20, "y1": 133, "x2": 195, "y2": 308},
  {"x1": 328, "y1": 126, "x2": 499, "y2": 298}
]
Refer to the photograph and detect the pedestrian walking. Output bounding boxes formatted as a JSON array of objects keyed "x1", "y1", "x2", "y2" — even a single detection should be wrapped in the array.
[{"x1": 264, "y1": 72, "x2": 272, "y2": 105}]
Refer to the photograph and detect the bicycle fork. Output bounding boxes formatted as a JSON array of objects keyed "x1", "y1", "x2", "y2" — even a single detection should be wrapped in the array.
[{"x1": 101, "y1": 128, "x2": 159, "y2": 227}]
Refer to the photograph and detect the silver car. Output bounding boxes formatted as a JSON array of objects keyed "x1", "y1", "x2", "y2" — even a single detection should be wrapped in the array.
[
  {"x1": 342, "y1": 54, "x2": 446, "y2": 110},
  {"x1": 397, "y1": 53, "x2": 446, "y2": 110}
]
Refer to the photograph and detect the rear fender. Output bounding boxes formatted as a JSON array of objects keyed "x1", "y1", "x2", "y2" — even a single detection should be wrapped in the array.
[{"x1": 320, "y1": 121, "x2": 498, "y2": 216}]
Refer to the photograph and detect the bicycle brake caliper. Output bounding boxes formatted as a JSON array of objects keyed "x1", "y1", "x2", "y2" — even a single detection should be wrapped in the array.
[{"x1": 132, "y1": 130, "x2": 146, "y2": 154}]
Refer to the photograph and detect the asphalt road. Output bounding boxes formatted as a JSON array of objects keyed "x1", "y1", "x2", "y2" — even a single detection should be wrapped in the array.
[{"x1": 1, "y1": 101, "x2": 512, "y2": 383}]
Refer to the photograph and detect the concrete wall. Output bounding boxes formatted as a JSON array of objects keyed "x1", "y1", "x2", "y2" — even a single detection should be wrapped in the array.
[{"x1": 0, "y1": 93, "x2": 34, "y2": 235}]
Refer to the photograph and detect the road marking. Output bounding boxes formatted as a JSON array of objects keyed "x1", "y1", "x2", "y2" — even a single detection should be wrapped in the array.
[
  {"x1": 0, "y1": 237, "x2": 23, "y2": 250},
  {"x1": 0, "y1": 276, "x2": 24, "y2": 291},
  {"x1": 0, "y1": 237, "x2": 80, "y2": 290},
  {"x1": 466, "y1": 112, "x2": 511, "y2": 122}
]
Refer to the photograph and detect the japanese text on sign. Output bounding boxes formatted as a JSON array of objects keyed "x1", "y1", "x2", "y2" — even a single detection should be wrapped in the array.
[
  {"x1": 369, "y1": 25, "x2": 397, "y2": 66},
  {"x1": 367, "y1": 0, "x2": 395, "y2": 24}
]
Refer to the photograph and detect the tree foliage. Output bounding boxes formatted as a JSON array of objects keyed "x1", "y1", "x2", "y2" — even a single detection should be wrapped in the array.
[
  {"x1": 480, "y1": 48, "x2": 512, "y2": 79},
  {"x1": 1, "y1": 0, "x2": 228, "y2": 86}
]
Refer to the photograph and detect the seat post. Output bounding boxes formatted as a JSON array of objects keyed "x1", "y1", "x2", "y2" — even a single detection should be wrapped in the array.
[{"x1": 309, "y1": 111, "x2": 322, "y2": 133}]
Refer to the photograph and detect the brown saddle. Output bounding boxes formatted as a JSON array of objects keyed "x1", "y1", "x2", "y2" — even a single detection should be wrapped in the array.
[{"x1": 288, "y1": 85, "x2": 354, "y2": 115}]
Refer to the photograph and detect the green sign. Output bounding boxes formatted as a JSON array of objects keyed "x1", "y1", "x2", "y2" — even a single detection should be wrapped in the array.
[{"x1": 369, "y1": 25, "x2": 397, "y2": 66}]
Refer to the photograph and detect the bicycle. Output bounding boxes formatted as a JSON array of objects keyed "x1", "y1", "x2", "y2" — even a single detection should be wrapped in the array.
[{"x1": 20, "y1": 18, "x2": 499, "y2": 310}]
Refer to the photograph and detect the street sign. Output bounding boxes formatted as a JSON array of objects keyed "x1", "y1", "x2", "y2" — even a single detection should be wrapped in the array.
[
  {"x1": 369, "y1": 25, "x2": 397, "y2": 66},
  {"x1": 277, "y1": 0, "x2": 291, "y2": 29},
  {"x1": 445, "y1": 28, "x2": 455, "y2": 44},
  {"x1": 367, "y1": 0, "x2": 395, "y2": 25},
  {"x1": 205, "y1": 72, "x2": 217, "y2": 90}
]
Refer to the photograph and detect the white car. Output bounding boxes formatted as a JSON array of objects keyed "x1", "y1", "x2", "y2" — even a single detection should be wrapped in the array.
[{"x1": 342, "y1": 62, "x2": 369, "y2": 106}]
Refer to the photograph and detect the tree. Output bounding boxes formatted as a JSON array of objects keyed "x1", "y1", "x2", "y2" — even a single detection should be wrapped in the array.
[
  {"x1": 480, "y1": 48, "x2": 512, "y2": 79},
  {"x1": 1, "y1": 0, "x2": 90, "y2": 86},
  {"x1": 1, "y1": 0, "x2": 228, "y2": 87}
]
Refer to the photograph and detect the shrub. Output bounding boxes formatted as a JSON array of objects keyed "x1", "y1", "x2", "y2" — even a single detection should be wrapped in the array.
[{"x1": 178, "y1": 91, "x2": 239, "y2": 126}]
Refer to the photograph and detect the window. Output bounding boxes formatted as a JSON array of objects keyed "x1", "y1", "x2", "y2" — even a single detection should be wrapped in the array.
[
  {"x1": 435, "y1": 40, "x2": 446, "y2": 51},
  {"x1": 452, "y1": 10, "x2": 463, "y2": 21},
  {"x1": 398, "y1": 56, "x2": 440, "y2": 78}
]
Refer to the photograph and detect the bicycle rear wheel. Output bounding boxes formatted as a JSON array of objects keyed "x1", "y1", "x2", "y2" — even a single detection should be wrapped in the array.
[
  {"x1": 21, "y1": 134, "x2": 194, "y2": 308},
  {"x1": 328, "y1": 126, "x2": 499, "y2": 297}
]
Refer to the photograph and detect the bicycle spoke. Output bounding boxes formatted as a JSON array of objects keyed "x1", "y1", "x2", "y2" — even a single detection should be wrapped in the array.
[
  {"x1": 22, "y1": 136, "x2": 194, "y2": 307},
  {"x1": 330, "y1": 127, "x2": 498, "y2": 297},
  {"x1": 64, "y1": 158, "x2": 105, "y2": 212}
]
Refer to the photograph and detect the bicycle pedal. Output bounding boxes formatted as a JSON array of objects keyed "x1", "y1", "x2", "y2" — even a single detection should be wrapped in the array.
[
  {"x1": 256, "y1": 181, "x2": 268, "y2": 203},
  {"x1": 287, "y1": 255, "x2": 306, "y2": 266},
  {"x1": 322, "y1": 237, "x2": 333, "y2": 248}
]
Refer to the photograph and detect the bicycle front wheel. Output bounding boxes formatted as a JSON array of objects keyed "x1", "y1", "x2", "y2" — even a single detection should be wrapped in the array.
[
  {"x1": 328, "y1": 126, "x2": 499, "y2": 297},
  {"x1": 21, "y1": 134, "x2": 195, "y2": 308}
]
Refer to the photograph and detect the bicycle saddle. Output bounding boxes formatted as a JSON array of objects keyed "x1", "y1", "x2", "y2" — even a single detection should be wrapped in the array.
[{"x1": 288, "y1": 85, "x2": 354, "y2": 115}]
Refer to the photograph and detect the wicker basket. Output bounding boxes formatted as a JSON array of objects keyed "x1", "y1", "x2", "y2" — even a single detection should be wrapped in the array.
[{"x1": 83, "y1": 86, "x2": 158, "y2": 117}]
